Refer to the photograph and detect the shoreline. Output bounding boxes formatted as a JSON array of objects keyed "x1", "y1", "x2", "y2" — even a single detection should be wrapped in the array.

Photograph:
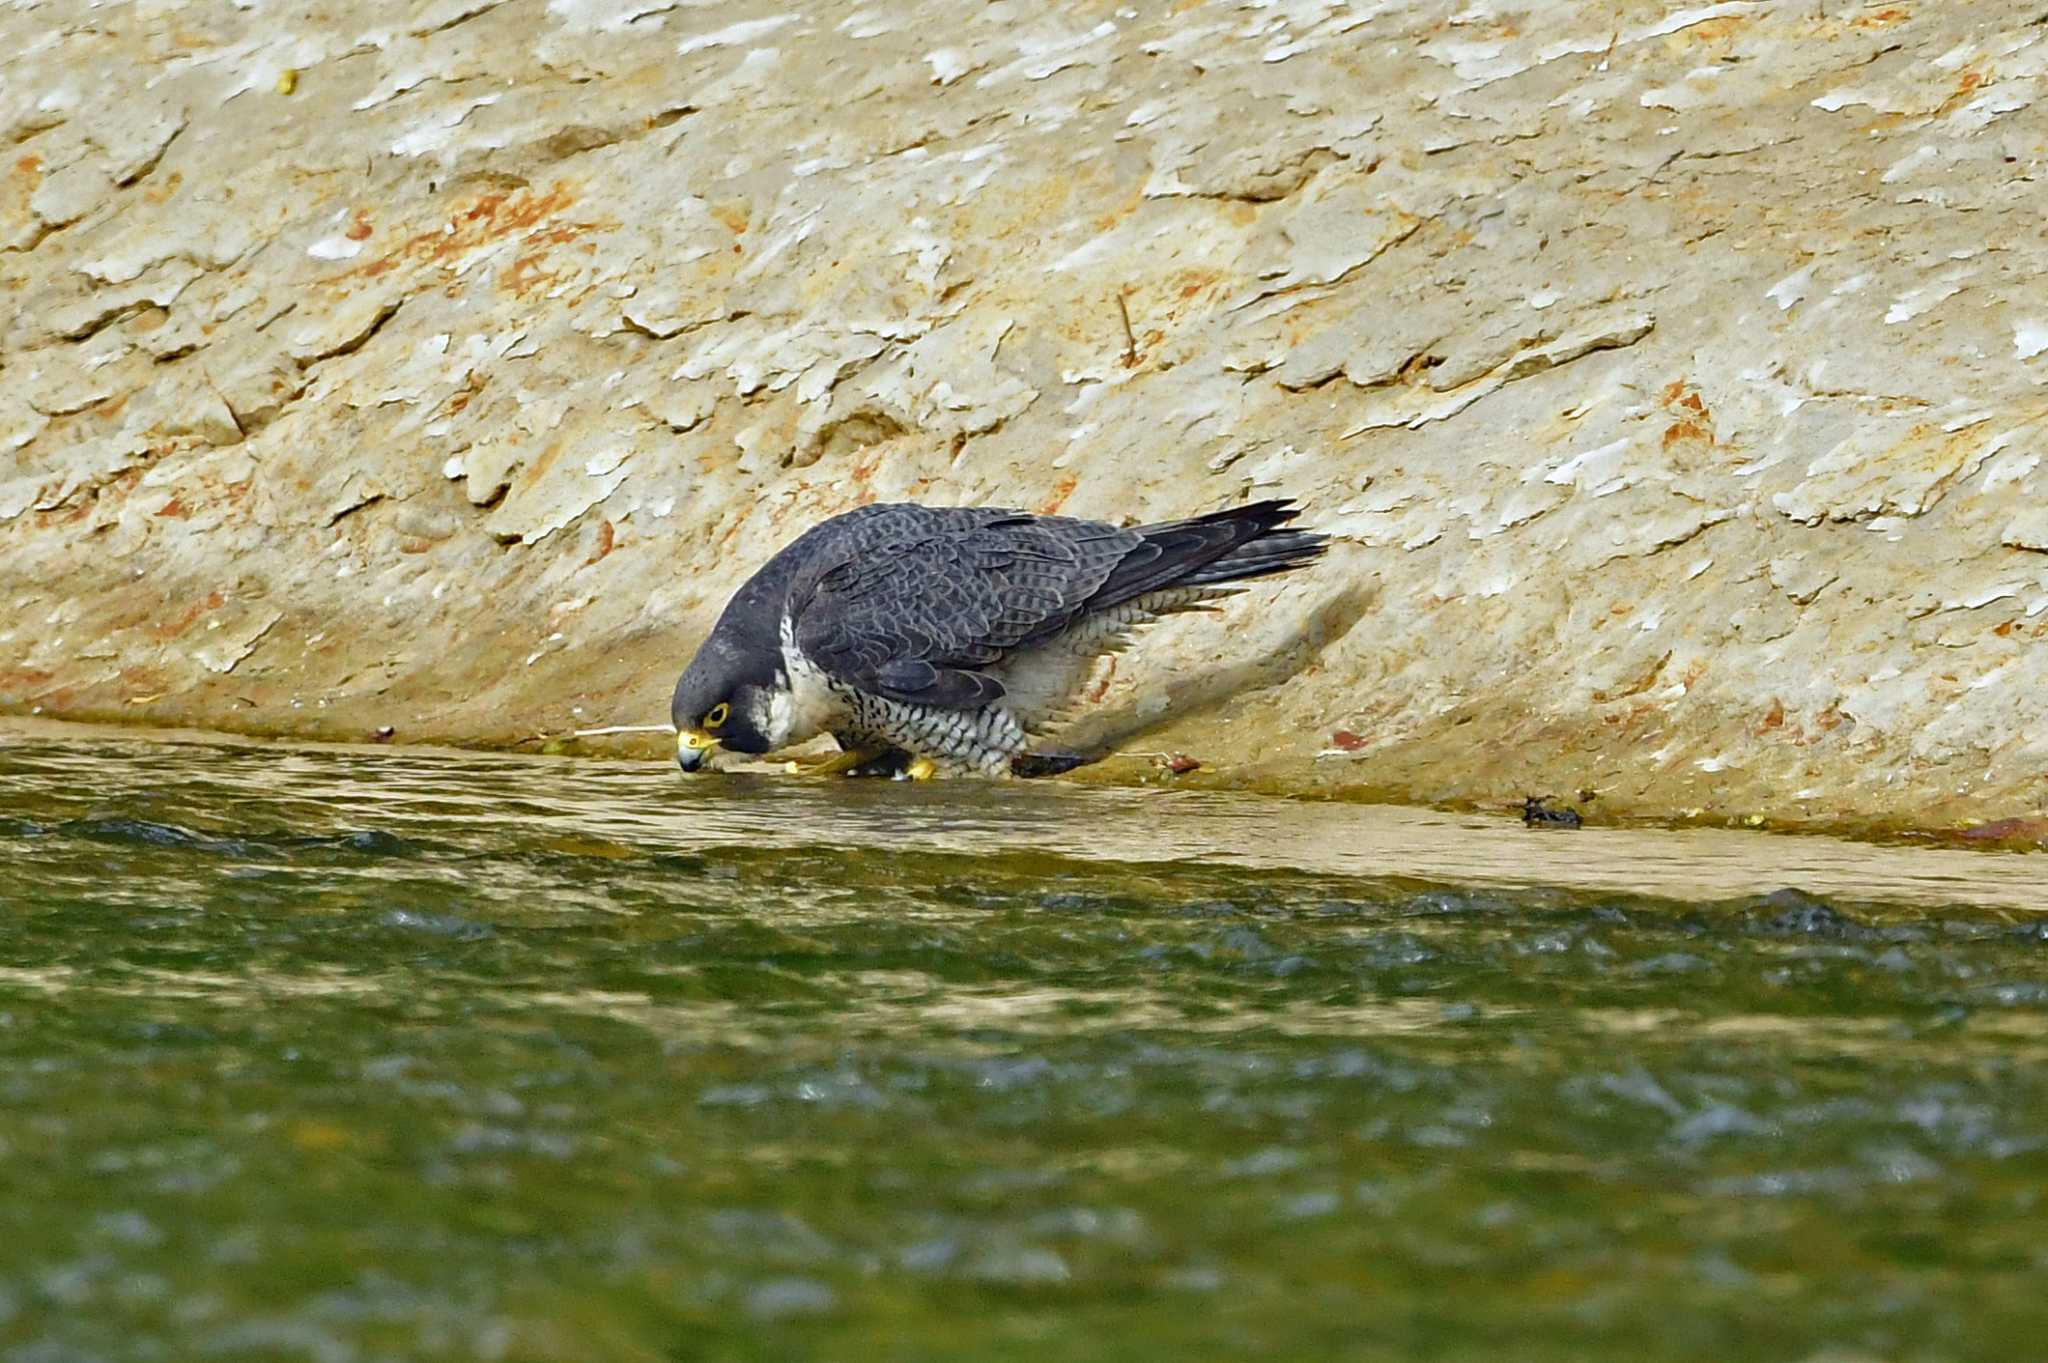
[{"x1": 7, "y1": 711, "x2": 2043, "y2": 863}]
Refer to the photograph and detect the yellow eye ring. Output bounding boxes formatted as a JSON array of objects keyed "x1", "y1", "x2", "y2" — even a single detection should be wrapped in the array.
[{"x1": 703, "y1": 702, "x2": 730, "y2": 730}]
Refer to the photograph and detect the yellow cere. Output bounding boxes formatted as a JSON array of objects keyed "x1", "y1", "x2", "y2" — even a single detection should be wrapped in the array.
[{"x1": 678, "y1": 730, "x2": 716, "y2": 752}]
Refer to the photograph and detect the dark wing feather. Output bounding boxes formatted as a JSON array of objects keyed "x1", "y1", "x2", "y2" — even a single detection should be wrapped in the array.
[{"x1": 793, "y1": 518, "x2": 1137, "y2": 708}]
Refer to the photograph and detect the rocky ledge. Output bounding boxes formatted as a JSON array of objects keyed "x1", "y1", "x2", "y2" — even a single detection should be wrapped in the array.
[{"x1": 3, "y1": 0, "x2": 2046, "y2": 837}]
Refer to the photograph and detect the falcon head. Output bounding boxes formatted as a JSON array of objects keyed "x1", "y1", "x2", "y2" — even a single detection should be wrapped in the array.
[{"x1": 670, "y1": 634, "x2": 785, "y2": 772}]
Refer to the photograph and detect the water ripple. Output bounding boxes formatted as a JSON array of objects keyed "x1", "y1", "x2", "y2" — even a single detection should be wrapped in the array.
[{"x1": 0, "y1": 725, "x2": 2045, "y2": 1361}]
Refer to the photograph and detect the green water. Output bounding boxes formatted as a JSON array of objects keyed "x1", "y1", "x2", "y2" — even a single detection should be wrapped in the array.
[{"x1": 2, "y1": 731, "x2": 2045, "y2": 1362}]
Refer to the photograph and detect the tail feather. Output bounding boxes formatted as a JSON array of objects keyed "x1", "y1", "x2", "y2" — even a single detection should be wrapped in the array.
[
  {"x1": 1086, "y1": 498, "x2": 1327, "y2": 610},
  {"x1": 1180, "y1": 527, "x2": 1328, "y2": 588}
]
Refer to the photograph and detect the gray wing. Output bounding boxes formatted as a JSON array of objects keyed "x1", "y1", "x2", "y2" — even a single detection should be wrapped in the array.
[{"x1": 792, "y1": 514, "x2": 1139, "y2": 709}]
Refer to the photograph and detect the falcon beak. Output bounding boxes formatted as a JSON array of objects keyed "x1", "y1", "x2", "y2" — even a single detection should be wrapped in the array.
[{"x1": 676, "y1": 729, "x2": 718, "y2": 773}]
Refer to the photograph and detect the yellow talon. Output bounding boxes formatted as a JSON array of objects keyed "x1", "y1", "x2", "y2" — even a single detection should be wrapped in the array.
[{"x1": 906, "y1": 757, "x2": 938, "y2": 781}]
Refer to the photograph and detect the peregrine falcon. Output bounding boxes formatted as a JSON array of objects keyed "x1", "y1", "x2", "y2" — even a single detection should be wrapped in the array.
[{"x1": 670, "y1": 499, "x2": 1326, "y2": 778}]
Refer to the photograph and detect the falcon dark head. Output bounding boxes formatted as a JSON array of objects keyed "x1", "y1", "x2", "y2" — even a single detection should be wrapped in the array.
[
  {"x1": 669, "y1": 638, "x2": 781, "y2": 771},
  {"x1": 670, "y1": 536, "x2": 833, "y2": 771}
]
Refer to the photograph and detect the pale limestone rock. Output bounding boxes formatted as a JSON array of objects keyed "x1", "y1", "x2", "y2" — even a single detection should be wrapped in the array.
[{"x1": 3, "y1": 0, "x2": 2047, "y2": 833}]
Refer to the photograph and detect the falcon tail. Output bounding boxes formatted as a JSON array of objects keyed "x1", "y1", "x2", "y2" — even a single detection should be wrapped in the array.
[{"x1": 1089, "y1": 499, "x2": 1328, "y2": 608}]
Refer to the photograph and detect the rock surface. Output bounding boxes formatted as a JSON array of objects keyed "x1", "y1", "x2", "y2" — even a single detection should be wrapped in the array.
[{"x1": 2, "y1": 0, "x2": 2045, "y2": 833}]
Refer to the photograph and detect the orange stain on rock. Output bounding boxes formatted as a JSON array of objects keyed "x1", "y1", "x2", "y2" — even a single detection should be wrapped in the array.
[
  {"x1": 500, "y1": 224, "x2": 587, "y2": 297},
  {"x1": 1592, "y1": 650, "x2": 1671, "y2": 703},
  {"x1": 345, "y1": 182, "x2": 582, "y2": 283},
  {"x1": 1935, "y1": 67, "x2": 1985, "y2": 117},
  {"x1": 1036, "y1": 474, "x2": 1078, "y2": 515},
  {"x1": 1085, "y1": 656, "x2": 1118, "y2": 705},
  {"x1": 1660, "y1": 382, "x2": 1717, "y2": 451},
  {"x1": 1173, "y1": 268, "x2": 1224, "y2": 303},
  {"x1": 148, "y1": 591, "x2": 227, "y2": 642},
  {"x1": 1091, "y1": 184, "x2": 1144, "y2": 234}
]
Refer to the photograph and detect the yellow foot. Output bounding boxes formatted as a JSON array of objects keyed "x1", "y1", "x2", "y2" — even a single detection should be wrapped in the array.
[
  {"x1": 905, "y1": 757, "x2": 938, "y2": 781},
  {"x1": 800, "y1": 747, "x2": 886, "y2": 777}
]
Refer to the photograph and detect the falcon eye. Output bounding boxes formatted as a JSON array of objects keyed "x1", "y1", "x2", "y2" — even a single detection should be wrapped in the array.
[{"x1": 703, "y1": 702, "x2": 731, "y2": 730}]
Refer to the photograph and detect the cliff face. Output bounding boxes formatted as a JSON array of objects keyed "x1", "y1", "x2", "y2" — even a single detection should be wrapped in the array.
[{"x1": 3, "y1": 0, "x2": 2045, "y2": 831}]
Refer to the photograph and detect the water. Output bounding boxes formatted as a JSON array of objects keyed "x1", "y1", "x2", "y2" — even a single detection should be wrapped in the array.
[{"x1": 2, "y1": 724, "x2": 2045, "y2": 1362}]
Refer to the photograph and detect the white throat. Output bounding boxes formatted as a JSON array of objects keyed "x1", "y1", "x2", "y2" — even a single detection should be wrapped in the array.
[{"x1": 771, "y1": 613, "x2": 841, "y2": 749}]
